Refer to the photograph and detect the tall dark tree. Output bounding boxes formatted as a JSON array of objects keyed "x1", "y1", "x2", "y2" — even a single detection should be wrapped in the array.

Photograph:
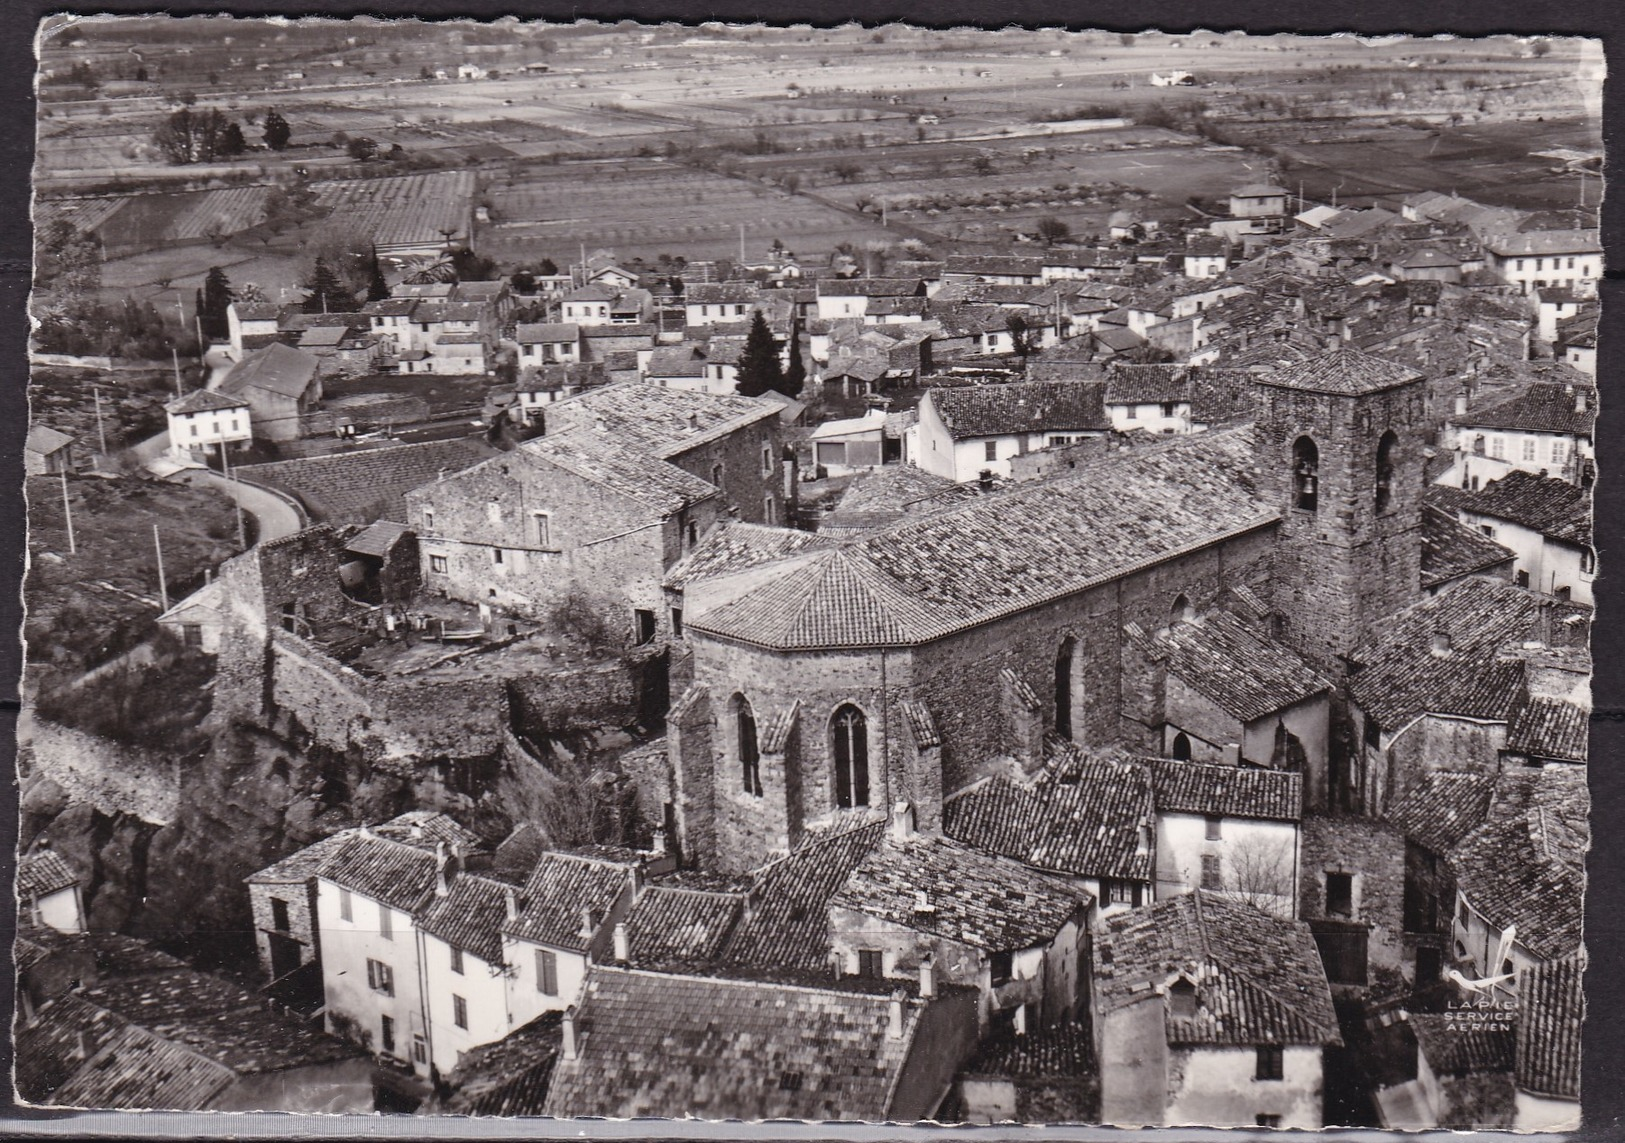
[
  {"x1": 365, "y1": 246, "x2": 390, "y2": 301},
  {"x1": 218, "y1": 121, "x2": 247, "y2": 157},
  {"x1": 152, "y1": 107, "x2": 232, "y2": 165},
  {"x1": 783, "y1": 317, "x2": 807, "y2": 394},
  {"x1": 262, "y1": 108, "x2": 291, "y2": 151},
  {"x1": 301, "y1": 257, "x2": 356, "y2": 313},
  {"x1": 449, "y1": 247, "x2": 498, "y2": 282},
  {"x1": 199, "y1": 266, "x2": 234, "y2": 340},
  {"x1": 735, "y1": 311, "x2": 786, "y2": 398}
]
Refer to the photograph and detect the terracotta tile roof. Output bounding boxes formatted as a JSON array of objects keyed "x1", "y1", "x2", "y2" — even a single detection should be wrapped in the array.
[
  {"x1": 241, "y1": 437, "x2": 499, "y2": 527},
  {"x1": 1187, "y1": 367, "x2": 1257, "y2": 424},
  {"x1": 1257, "y1": 346, "x2": 1423, "y2": 396},
  {"x1": 664, "y1": 522, "x2": 833, "y2": 590},
  {"x1": 14, "y1": 993, "x2": 127, "y2": 1104},
  {"x1": 1450, "y1": 766, "x2": 1587, "y2": 961},
  {"x1": 434, "y1": 1013, "x2": 563, "y2": 1116},
  {"x1": 690, "y1": 429, "x2": 1273, "y2": 651},
  {"x1": 901, "y1": 700, "x2": 940, "y2": 748},
  {"x1": 1484, "y1": 229, "x2": 1600, "y2": 257},
  {"x1": 944, "y1": 755, "x2": 1153, "y2": 882},
  {"x1": 523, "y1": 429, "x2": 718, "y2": 516},
  {"x1": 504, "y1": 852, "x2": 635, "y2": 952},
  {"x1": 164, "y1": 389, "x2": 251, "y2": 416},
  {"x1": 514, "y1": 322, "x2": 580, "y2": 344},
  {"x1": 1143, "y1": 757, "x2": 1303, "y2": 822},
  {"x1": 1410, "y1": 1013, "x2": 1514, "y2": 1076},
  {"x1": 622, "y1": 885, "x2": 743, "y2": 971},
  {"x1": 645, "y1": 345, "x2": 706, "y2": 378},
  {"x1": 48, "y1": 1021, "x2": 237, "y2": 1110},
  {"x1": 927, "y1": 380, "x2": 1109, "y2": 439},
  {"x1": 1383, "y1": 772, "x2": 1497, "y2": 854},
  {"x1": 1422, "y1": 504, "x2": 1517, "y2": 589},
  {"x1": 687, "y1": 281, "x2": 763, "y2": 304},
  {"x1": 1348, "y1": 577, "x2": 1577, "y2": 730},
  {"x1": 220, "y1": 343, "x2": 320, "y2": 401},
  {"x1": 718, "y1": 822, "x2": 885, "y2": 973},
  {"x1": 1516, "y1": 953, "x2": 1583, "y2": 1100},
  {"x1": 543, "y1": 966, "x2": 925, "y2": 1120},
  {"x1": 1506, "y1": 696, "x2": 1589, "y2": 763},
  {"x1": 17, "y1": 850, "x2": 79, "y2": 900},
  {"x1": 1105, "y1": 364, "x2": 1188, "y2": 405},
  {"x1": 964, "y1": 1017, "x2": 1094, "y2": 1078},
  {"x1": 1461, "y1": 470, "x2": 1591, "y2": 545},
  {"x1": 343, "y1": 519, "x2": 410, "y2": 559},
  {"x1": 1140, "y1": 610, "x2": 1331, "y2": 724},
  {"x1": 1094, "y1": 892, "x2": 1340, "y2": 1048},
  {"x1": 831, "y1": 833, "x2": 1092, "y2": 952},
  {"x1": 547, "y1": 382, "x2": 779, "y2": 459},
  {"x1": 831, "y1": 465, "x2": 972, "y2": 518},
  {"x1": 944, "y1": 254, "x2": 1045, "y2": 278},
  {"x1": 318, "y1": 833, "x2": 442, "y2": 915},
  {"x1": 418, "y1": 872, "x2": 520, "y2": 966},
  {"x1": 816, "y1": 277, "x2": 924, "y2": 298},
  {"x1": 1456, "y1": 382, "x2": 1595, "y2": 437}
]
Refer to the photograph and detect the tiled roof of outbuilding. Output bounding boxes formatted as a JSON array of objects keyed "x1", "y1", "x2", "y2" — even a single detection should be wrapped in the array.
[
  {"x1": 1422, "y1": 504, "x2": 1517, "y2": 589},
  {"x1": 621, "y1": 885, "x2": 743, "y2": 971},
  {"x1": 1450, "y1": 766, "x2": 1587, "y2": 961},
  {"x1": 543, "y1": 966, "x2": 925, "y2": 1120},
  {"x1": 524, "y1": 429, "x2": 718, "y2": 516},
  {"x1": 1383, "y1": 772, "x2": 1497, "y2": 854},
  {"x1": 13, "y1": 993, "x2": 127, "y2": 1104},
  {"x1": 944, "y1": 755, "x2": 1153, "y2": 882},
  {"x1": 717, "y1": 821, "x2": 884, "y2": 973},
  {"x1": 1143, "y1": 757, "x2": 1303, "y2": 823},
  {"x1": 1456, "y1": 382, "x2": 1596, "y2": 437},
  {"x1": 927, "y1": 381, "x2": 1108, "y2": 439},
  {"x1": 1516, "y1": 953, "x2": 1583, "y2": 1101},
  {"x1": 1506, "y1": 696, "x2": 1588, "y2": 763},
  {"x1": 434, "y1": 1013, "x2": 563, "y2": 1117},
  {"x1": 665, "y1": 521, "x2": 834, "y2": 589},
  {"x1": 1410, "y1": 1014, "x2": 1514, "y2": 1077},
  {"x1": 164, "y1": 389, "x2": 251, "y2": 416},
  {"x1": 831, "y1": 833, "x2": 1091, "y2": 952},
  {"x1": 17, "y1": 850, "x2": 79, "y2": 900},
  {"x1": 1094, "y1": 892, "x2": 1340, "y2": 1048},
  {"x1": 1462, "y1": 470, "x2": 1591, "y2": 546},
  {"x1": 1105, "y1": 364, "x2": 1187, "y2": 405},
  {"x1": 504, "y1": 852, "x2": 635, "y2": 952},
  {"x1": 48, "y1": 1022, "x2": 236, "y2": 1111},
  {"x1": 548, "y1": 382, "x2": 778, "y2": 459},
  {"x1": 1140, "y1": 610, "x2": 1330, "y2": 724}
]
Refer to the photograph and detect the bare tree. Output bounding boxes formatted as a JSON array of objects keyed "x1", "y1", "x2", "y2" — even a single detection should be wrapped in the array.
[{"x1": 1224, "y1": 834, "x2": 1297, "y2": 916}]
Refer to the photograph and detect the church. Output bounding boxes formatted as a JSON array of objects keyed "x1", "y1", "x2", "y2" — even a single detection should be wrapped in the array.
[{"x1": 662, "y1": 348, "x2": 1431, "y2": 874}]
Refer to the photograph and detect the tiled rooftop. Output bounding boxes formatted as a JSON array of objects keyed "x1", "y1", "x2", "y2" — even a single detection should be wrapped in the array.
[
  {"x1": 621, "y1": 884, "x2": 744, "y2": 971},
  {"x1": 1094, "y1": 892, "x2": 1340, "y2": 1048},
  {"x1": 418, "y1": 871, "x2": 524, "y2": 966},
  {"x1": 1139, "y1": 609, "x2": 1330, "y2": 724},
  {"x1": 48, "y1": 1022, "x2": 237, "y2": 1111},
  {"x1": 1461, "y1": 470, "x2": 1591, "y2": 545},
  {"x1": 317, "y1": 832, "x2": 443, "y2": 915},
  {"x1": 522, "y1": 428, "x2": 718, "y2": 516},
  {"x1": 944, "y1": 753, "x2": 1153, "y2": 882},
  {"x1": 927, "y1": 381, "x2": 1109, "y2": 440},
  {"x1": 18, "y1": 850, "x2": 79, "y2": 900},
  {"x1": 1410, "y1": 1013, "x2": 1514, "y2": 1077},
  {"x1": 546, "y1": 382, "x2": 779, "y2": 460},
  {"x1": 220, "y1": 342, "x2": 320, "y2": 401},
  {"x1": 1257, "y1": 346, "x2": 1423, "y2": 396},
  {"x1": 1456, "y1": 381, "x2": 1595, "y2": 437},
  {"x1": 504, "y1": 852, "x2": 636, "y2": 952},
  {"x1": 830, "y1": 832, "x2": 1092, "y2": 952},
  {"x1": 1449, "y1": 765, "x2": 1586, "y2": 961},
  {"x1": 165, "y1": 389, "x2": 251, "y2": 416},
  {"x1": 664, "y1": 521, "x2": 834, "y2": 590},
  {"x1": 1142, "y1": 757, "x2": 1303, "y2": 823},
  {"x1": 434, "y1": 1012, "x2": 563, "y2": 1116},
  {"x1": 1506, "y1": 696, "x2": 1589, "y2": 763},
  {"x1": 1421, "y1": 504, "x2": 1517, "y2": 589},
  {"x1": 690, "y1": 428, "x2": 1274, "y2": 650},
  {"x1": 1383, "y1": 772, "x2": 1497, "y2": 854},
  {"x1": 1516, "y1": 953, "x2": 1583, "y2": 1101},
  {"x1": 543, "y1": 966, "x2": 924, "y2": 1120},
  {"x1": 717, "y1": 821, "x2": 884, "y2": 973},
  {"x1": 240, "y1": 437, "x2": 498, "y2": 526}
]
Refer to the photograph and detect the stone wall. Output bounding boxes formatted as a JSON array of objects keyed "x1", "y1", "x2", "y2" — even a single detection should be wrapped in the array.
[
  {"x1": 1299, "y1": 813, "x2": 1409, "y2": 978},
  {"x1": 668, "y1": 414, "x2": 787, "y2": 528},
  {"x1": 24, "y1": 722, "x2": 181, "y2": 825}
]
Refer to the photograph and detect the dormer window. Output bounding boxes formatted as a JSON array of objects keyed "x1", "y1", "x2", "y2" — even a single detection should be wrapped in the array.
[
  {"x1": 1168, "y1": 978, "x2": 1197, "y2": 1019},
  {"x1": 1292, "y1": 436, "x2": 1318, "y2": 512}
]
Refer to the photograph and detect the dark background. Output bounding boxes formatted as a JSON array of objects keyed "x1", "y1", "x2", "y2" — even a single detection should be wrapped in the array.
[{"x1": 0, "y1": 2, "x2": 1619, "y2": 1139}]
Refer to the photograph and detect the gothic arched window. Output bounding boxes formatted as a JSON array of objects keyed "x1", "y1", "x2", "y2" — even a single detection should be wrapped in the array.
[
  {"x1": 1171, "y1": 594, "x2": 1195, "y2": 625},
  {"x1": 832, "y1": 705, "x2": 870, "y2": 809},
  {"x1": 1055, "y1": 637, "x2": 1077, "y2": 741},
  {"x1": 1172, "y1": 732, "x2": 1192, "y2": 761},
  {"x1": 1375, "y1": 430, "x2": 1397, "y2": 514},
  {"x1": 735, "y1": 695, "x2": 762, "y2": 797},
  {"x1": 1293, "y1": 436, "x2": 1319, "y2": 512}
]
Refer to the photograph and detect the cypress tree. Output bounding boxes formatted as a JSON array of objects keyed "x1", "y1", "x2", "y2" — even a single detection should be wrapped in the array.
[
  {"x1": 301, "y1": 256, "x2": 355, "y2": 313},
  {"x1": 734, "y1": 310, "x2": 784, "y2": 398},
  {"x1": 200, "y1": 266, "x2": 234, "y2": 340},
  {"x1": 366, "y1": 246, "x2": 390, "y2": 302}
]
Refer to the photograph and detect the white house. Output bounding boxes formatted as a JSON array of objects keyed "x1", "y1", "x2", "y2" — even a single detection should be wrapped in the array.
[
  {"x1": 1482, "y1": 230, "x2": 1601, "y2": 298},
  {"x1": 1453, "y1": 471, "x2": 1594, "y2": 604},
  {"x1": 1533, "y1": 287, "x2": 1583, "y2": 344},
  {"x1": 684, "y1": 282, "x2": 762, "y2": 326},
  {"x1": 415, "y1": 872, "x2": 524, "y2": 1078},
  {"x1": 17, "y1": 849, "x2": 85, "y2": 934},
  {"x1": 810, "y1": 409, "x2": 888, "y2": 476},
  {"x1": 1093, "y1": 892, "x2": 1340, "y2": 1129},
  {"x1": 226, "y1": 300, "x2": 283, "y2": 359},
  {"x1": 561, "y1": 285, "x2": 653, "y2": 327},
  {"x1": 913, "y1": 381, "x2": 1109, "y2": 482},
  {"x1": 1446, "y1": 382, "x2": 1594, "y2": 491},
  {"x1": 515, "y1": 323, "x2": 582, "y2": 367}
]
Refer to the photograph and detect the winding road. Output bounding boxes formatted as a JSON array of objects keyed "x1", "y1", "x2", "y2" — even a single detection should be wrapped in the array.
[{"x1": 175, "y1": 467, "x2": 306, "y2": 544}]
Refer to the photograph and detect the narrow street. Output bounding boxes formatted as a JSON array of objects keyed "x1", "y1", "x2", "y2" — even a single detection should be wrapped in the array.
[{"x1": 175, "y1": 467, "x2": 306, "y2": 544}]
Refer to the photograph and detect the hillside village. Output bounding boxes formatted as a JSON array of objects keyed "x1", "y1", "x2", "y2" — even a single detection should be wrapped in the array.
[{"x1": 19, "y1": 28, "x2": 1596, "y2": 1131}]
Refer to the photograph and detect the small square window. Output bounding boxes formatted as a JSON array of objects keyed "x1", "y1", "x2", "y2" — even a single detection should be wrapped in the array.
[
  {"x1": 984, "y1": 441, "x2": 999, "y2": 462},
  {"x1": 1256, "y1": 1045, "x2": 1284, "y2": 1081},
  {"x1": 367, "y1": 958, "x2": 395, "y2": 997},
  {"x1": 492, "y1": 548, "x2": 504, "y2": 565},
  {"x1": 857, "y1": 949, "x2": 883, "y2": 979},
  {"x1": 1326, "y1": 872, "x2": 1354, "y2": 918},
  {"x1": 430, "y1": 554, "x2": 448, "y2": 574},
  {"x1": 270, "y1": 897, "x2": 290, "y2": 932}
]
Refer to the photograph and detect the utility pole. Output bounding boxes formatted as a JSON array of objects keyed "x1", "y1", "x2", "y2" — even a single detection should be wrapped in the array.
[
  {"x1": 171, "y1": 345, "x2": 183, "y2": 398},
  {"x1": 153, "y1": 524, "x2": 169, "y2": 612},
  {"x1": 738, "y1": 222, "x2": 746, "y2": 265},
  {"x1": 60, "y1": 469, "x2": 76, "y2": 556},
  {"x1": 220, "y1": 440, "x2": 246, "y2": 549},
  {"x1": 92, "y1": 385, "x2": 108, "y2": 457}
]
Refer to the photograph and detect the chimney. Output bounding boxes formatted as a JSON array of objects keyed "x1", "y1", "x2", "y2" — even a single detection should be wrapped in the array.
[
  {"x1": 561, "y1": 1005, "x2": 580, "y2": 1061},
  {"x1": 613, "y1": 921, "x2": 630, "y2": 963},
  {"x1": 504, "y1": 887, "x2": 519, "y2": 922},
  {"x1": 1576, "y1": 389, "x2": 1587, "y2": 414},
  {"x1": 451, "y1": 840, "x2": 463, "y2": 870},
  {"x1": 594, "y1": 415, "x2": 608, "y2": 433},
  {"x1": 919, "y1": 957, "x2": 936, "y2": 1000},
  {"x1": 411, "y1": 822, "x2": 424, "y2": 840},
  {"x1": 434, "y1": 842, "x2": 449, "y2": 898},
  {"x1": 580, "y1": 907, "x2": 598, "y2": 939},
  {"x1": 890, "y1": 801, "x2": 915, "y2": 841},
  {"x1": 1454, "y1": 394, "x2": 1468, "y2": 418},
  {"x1": 978, "y1": 469, "x2": 995, "y2": 494},
  {"x1": 1222, "y1": 743, "x2": 1242, "y2": 766},
  {"x1": 887, "y1": 989, "x2": 907, "y2": 1040},
  {"x1": 688, "y1": 411, "x2": 700, "y2": 430},
  {"x1": 72, "y1": 1030, "x2": 89, "y2": 1062},
  {"x1": 358, "y1": 824, "x2": 374, "y2": 840},
  {"x1": 650, "y1": 828, "x2": 667, "y2": 856}
]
